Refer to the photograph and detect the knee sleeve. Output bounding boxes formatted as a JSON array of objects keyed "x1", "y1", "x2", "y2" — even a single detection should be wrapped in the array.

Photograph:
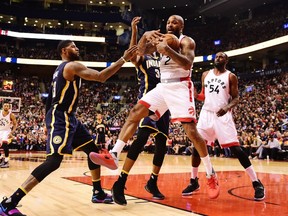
[
  {"x1": 192, "y1": 147, "x2": 201, "y2": 167},
  {"x1": 127, "y1": 128, "x2": 153, "y2": 161},
  {"x1": 31, "y1": 154, "x2": 63, "y2": 182},
  {"x1": 81, "y1": 141, "x2": 100, "y2": 170},
  {"x1": 230, "y1": 146, "x2": 251, "y2": 169},
  {"x1": 2, "y1": 142, "x2": 9, "y2": 157},
  {"x1": 152, "y1": 133, "x2": 167, "y2": 167}
]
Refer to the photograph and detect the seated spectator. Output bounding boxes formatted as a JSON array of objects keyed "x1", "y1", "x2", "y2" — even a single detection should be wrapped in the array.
[
  {"x1": 263, "y1": 135, "x2": 281, "y2": 160},
  {"x1": 182, "y1": 143, "x2": 193, "y2": 156}
]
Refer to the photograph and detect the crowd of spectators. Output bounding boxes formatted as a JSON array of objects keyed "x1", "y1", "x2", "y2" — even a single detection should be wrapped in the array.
[{"x1": 0, "y1": 68, "x2": 287, "y2": 160}]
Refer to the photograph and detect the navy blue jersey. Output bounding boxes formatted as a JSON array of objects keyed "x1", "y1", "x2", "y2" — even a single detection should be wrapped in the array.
[
  {"x1": 136, "y1": 54, "x2": 170, "y2": 137},
  {"x1": 50, "y1": 61, "x2": 81, "y2": 114},
  {"x1": 45, "y1": 61, "x2": 92, "y2": 155},
  {"x1": 136, "y1": 54, "x2": 161, "y2": 99}
]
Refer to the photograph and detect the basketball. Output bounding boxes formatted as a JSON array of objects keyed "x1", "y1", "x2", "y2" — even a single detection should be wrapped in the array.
[{"x1": 163, "y1": 34, "x2": 180, "y2": 51}]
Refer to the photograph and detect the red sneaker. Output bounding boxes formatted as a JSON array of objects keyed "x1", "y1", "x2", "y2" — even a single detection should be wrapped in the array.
[
  {"x1": 89, "y1": 152, "x2": 118, "y2": 170},
  {"x1": 207, "y1": 174, "x2": 220, "y2": 199}
]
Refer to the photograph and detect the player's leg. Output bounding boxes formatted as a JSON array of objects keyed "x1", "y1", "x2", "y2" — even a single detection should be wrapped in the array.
[
  {"x1": 90, "y1": 87, "x2": 166, "y2": 169},
  {"x1": 182, "y1": 114, "x2": 215, "y2": 196},
  {"x1": 75, "y1": 123, "x2": 113, "y2": 204},
  {"x1": 144, "y1": 110, "x2": 170, "y2": 199},
  {"x1": 112, "y1": 127, "x2": 154, "y2": 205},
  {"x1": 230, "y1": 145, "x2": 265, "y2": 201},
  {"x1": 0, "y1": 141, "x2": 10, "y2": 168},
  {"x1": 182, "y1": 147, "x2": 201, "y2": 196},
  {"x1": 0, "y1": 154, "x2": 63, "y2": 216},
  {"x1": 89, "y1": 103, "x2": 149, "y2": 169},
  {"x1": 182, "y1": 122, "x2": 219, "y2": 199},
  {"x1": 144, "y1": 132, "x2": 167, "y2": 200}
]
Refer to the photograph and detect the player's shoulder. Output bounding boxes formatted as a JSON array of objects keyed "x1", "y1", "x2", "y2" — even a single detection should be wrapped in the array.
[
  {"x1": 227, "y1": 70, "x2": 238, "y2": 82},
  {"x1": 179, "y1": 35, "x2": 194, "y2": 44},
  {"x1": 227, "y1": 70, "x2": 237, "y2": 77}
]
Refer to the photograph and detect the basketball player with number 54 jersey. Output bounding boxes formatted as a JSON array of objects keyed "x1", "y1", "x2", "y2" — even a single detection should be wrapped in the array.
[{"x1": 183, "y1": 52, "x2": 265, "y2": 201}]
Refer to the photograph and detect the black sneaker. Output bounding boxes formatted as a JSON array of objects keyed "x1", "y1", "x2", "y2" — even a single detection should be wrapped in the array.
[
  {"x1": 0, "y1": 197, "x2": 26, "y2": 216},
  {"x1": 91, "y1": 191, "x2": 113, "y2": 204},
  {"x1": 144, "y1": 179, "x2": 165, "y2": 200},
  {"x1": 252, "y1": 180, "x2": 265, "y2": 201},
  {"x1": 182, "y1": 177, "x2": 200, "y2": 196},
  {"x1": 111, "y1": 180, "x2": 127, "y2": 206}
]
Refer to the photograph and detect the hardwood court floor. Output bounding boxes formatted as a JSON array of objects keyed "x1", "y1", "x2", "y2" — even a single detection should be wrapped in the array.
[{"x1": 0, "y1": 151, "x2": 287, "y2": 216}]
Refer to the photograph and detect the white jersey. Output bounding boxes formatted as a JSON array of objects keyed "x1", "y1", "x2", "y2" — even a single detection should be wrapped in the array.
[
  {"x1": 202, "y1": 69, "x2": 231, "y2": 112},
  {"x1": 160, "y1": 35, "x2": 192, "y2": 81},
  {"x1": 0, "y1": 110, "x2": 12, "y2": 132}
]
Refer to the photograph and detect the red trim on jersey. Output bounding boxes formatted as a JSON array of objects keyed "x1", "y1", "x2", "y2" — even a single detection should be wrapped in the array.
[
  {"x1": 138, "y1": 100, "x2": 161, "y2": 119},
  {"x1": 154, "y1": 110, "x2": 161, "y2": 118},
  {"x1": 180, "y1": 77, "x2": 191, "y2": 81},
  {"x1": 196, "y1": 88, "x2": 205, "y2": 101},
  {"x1": 187, "y1": 81, "x2": 193, "y2": 102},
  {"x1": 138, "y1": 100, "x2": 150, "y2": 108},
  {"x1": 171, "y1": 117, "x2": 197, "y2": 123},
  {"x1": 220, "y1": 142, "x2": 240, "y2": 148}
]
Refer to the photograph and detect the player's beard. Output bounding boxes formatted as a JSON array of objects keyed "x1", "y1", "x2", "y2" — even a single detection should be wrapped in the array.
[
  {"x1": 69, "y1": 53, "x2": 80, "y2": 61},
  {"x1": 214, "y1": 62, "x2": 225, "y2": 70}
]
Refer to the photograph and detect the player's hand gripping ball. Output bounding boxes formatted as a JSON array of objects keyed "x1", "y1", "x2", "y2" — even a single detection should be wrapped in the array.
[{"x1": 163, "y1": 34, "x2": 180, "y2": 51}]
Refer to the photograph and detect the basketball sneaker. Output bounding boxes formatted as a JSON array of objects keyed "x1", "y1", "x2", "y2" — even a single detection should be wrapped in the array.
[
  {"x1": 144, "y1": 179, "x2": 165, "y2": 200},
  {"x1": 111, "y1": 180, "x2": 127, "y2": 206},
  {"x1": 252, "y1": 180, "x2": 265, "y2": 201},
  {"x1": 89, "y1": 151, "x2": 118, "y2": 170},
  {"x1": 1, "y1": 162, "x2": 9, "y2": 168},
  {"x1": 206, "y1": 174, "x2": 220, "y2": 199},
  {"x1": 182, "y1": 177, "x2": 200, "y2": 196},
  {"x1": 0, "y1": 197, "x2": 26, "y2": 216},
  {"x1": 91, "y1": 191, "x2": 113, "y2": 204}
]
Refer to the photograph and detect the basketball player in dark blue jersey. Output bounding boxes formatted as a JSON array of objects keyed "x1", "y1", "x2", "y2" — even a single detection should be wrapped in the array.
[
  {"x1": 0, "y1": 40, "x2": 137, "y2": 216},
  {"x1": 93, "y1": 114, "x2": 109, "y2": 150},
  {"x1": 110, "y1": 17, "x2": 170, "y2": 206}
]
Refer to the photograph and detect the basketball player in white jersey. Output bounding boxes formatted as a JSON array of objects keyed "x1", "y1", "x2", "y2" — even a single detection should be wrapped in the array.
[
  {"x1": 0, "y1": 103, "x2": 17, "y2": 168},
  {"x1": 90, "y1": 15, "x2": 220, "y2": 199},
  {"x1": 182, "y1": 52, "x2": 265, "y2": 201}
]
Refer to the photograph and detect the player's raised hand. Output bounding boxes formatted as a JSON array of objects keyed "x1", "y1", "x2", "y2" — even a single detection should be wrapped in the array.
[
  {"x1": 131, "y1": 16, "x2": 141, "y2": 31},
  {"x1": 122, "y1": 45, "x2": 138, "y2": 61}
]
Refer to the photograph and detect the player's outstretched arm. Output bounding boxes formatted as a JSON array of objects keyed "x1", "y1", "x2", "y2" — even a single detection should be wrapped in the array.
[{"x1": 64, "y1": 45, "x2": 138, "y2": 82}]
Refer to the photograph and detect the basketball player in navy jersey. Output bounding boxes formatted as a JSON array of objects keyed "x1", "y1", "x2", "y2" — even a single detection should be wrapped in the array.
[
  {"x1": 93, "y1": 114, "x2": 109, "y2": 150},
  {"x1": 0, "y1": 102, "x2": 17, "y2": 168},
  {"x1": 90, "y1": 15, "x2": 220, "y2": 199},
  {"x1": 182, "y1": 52, "x2": 265, "y2": 201},
  {"x1": 0, "y1": 40, "x2": 137, "y2": 216},
  {"x1": 110, "y1": 17, "x2": 170, "y2": 205}
]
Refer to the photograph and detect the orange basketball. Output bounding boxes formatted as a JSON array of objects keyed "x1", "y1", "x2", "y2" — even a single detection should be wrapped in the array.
[{"x1": 163, "y1": 34, "x2": 180, "y2": 51}]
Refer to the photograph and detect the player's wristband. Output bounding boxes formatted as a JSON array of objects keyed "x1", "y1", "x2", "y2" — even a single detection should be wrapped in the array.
[{"x1": 120, "y1": 56, "x2": 127, "y2": 63}]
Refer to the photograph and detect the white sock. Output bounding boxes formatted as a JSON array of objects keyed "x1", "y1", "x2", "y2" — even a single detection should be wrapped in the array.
[
  {"x1": 200, "y1": 155, "x2": 213, "y2": 176},
  {"x1": 191, "y1": 167, "x2": 198, "y2": 179},
  {"x1": 111, "y1": 139, "x2": 126, "y2": 159},
  {"x1": 245, "y1": 165, "x2": 258, "y2": 182},
  {"x1": 4, "y1": 158, "x2": 9, "y2": 163}
]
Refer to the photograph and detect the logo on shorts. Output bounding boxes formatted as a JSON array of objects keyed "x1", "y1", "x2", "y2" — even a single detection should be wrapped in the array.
[
  {"x1": 53, "y1": 136, "x2": 62, "y2": 144},
  {"x1": 188, "y1": 107, "x2": 195, "y2": 115}
]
